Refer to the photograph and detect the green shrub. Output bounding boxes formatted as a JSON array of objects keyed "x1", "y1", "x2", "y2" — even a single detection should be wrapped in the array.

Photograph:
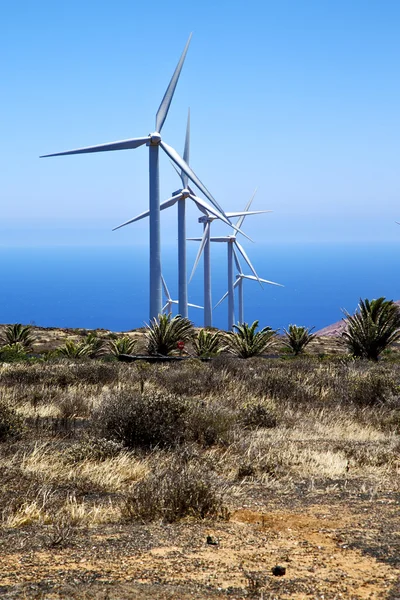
[
  {"x1": 145, "y1": 313, "x2": 194, "y2": 356},
  {"x1": 193, "y1": 329, "x2": 224, "y2": 358},
  {"x1": 283, "y1": 324, "x2": 316, "y2": 356},
  {"x1": 0, "y1": 342, "x2": 29, "y2": 362},
  {"x1": 342, "y1": 297, "x2": 400, "y2": 360},
  {"x1": 225, "y1": 321, "x2": 277, "y2": 358},
  {"x1": 108, "y1": 336, "x2": 137, "y2": 358},
  {"x1": 1, "y1": 324, "x2": 36, "y2": 351}
]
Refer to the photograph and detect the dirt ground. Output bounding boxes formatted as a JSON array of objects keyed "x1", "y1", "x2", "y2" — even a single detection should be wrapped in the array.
[{"x1": 1, "y1": 477, "x2": 399, "y2": 599}]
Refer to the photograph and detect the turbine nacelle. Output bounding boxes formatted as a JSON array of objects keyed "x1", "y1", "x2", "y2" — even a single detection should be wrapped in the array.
[{"x1": 149, "y1": 132, "x2": 162, "y2": 145}]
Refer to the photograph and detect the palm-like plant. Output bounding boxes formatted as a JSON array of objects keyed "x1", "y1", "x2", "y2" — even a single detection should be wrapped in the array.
[
  {"x1": 57, "y1": 340, "x2": 92, "y2": 359},
  {"x1": 145, "y1": 314, "x2": 194, "y2": 356},
  {"x1": 342, "y1": 297, "x2": 400, "y2": 361},
  {"x1": 109, "y1": 336, "x2": 137, "y2": 358},
  {"x1": 225, "y1": 320, "x2": 277, "y2": 358},
  {"x1": 283, "y1": 324, "x2": 316, "y2": 356},
  {"x1": 82, "y1": 332, "x2": 107, "y2": 358},
  {"x1": 193, "y1": 329, "x2": 224, "y2": 358},
  {"x1": 1, "y1": 324, "x2": 35, "y2": 351}
]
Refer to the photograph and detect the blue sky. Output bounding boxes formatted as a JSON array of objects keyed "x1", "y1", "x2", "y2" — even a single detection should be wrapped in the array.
[{"x1": 2, "y1": 0, "x2": 400, "y2": 245}]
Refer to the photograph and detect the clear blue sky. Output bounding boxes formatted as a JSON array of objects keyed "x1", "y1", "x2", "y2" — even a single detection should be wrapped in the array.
[{"x1": 2, "y1": 0, "x2": 400, "y2": 245}]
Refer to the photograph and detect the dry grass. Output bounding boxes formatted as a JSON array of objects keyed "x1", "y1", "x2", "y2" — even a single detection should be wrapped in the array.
[{"x1": 0, "y1": 346, "x2": 400, "y2": 597}]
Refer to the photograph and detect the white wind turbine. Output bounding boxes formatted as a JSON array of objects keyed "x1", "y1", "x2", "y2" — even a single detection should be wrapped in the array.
[
  {"x1": 188, "y1": 191, "x2": 271, "y2": 328},
  {"x1": 161, "y1": 275, "x2": 202, "y2": 314},
  {"x1": 40, "y1": 34, "x2": 230, "y2": 321},
  {"x1": 214, "y1": 247, "x2": 283, "y2": 324},
  {"x1": 113, "y1": 109, "x2": 244, "y2": 318}
]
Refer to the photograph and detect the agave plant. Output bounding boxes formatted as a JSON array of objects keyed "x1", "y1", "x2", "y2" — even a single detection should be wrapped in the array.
[
  {"x1": 342, "y1": 297, "x2": 400, "y2": 361},
  {"x1": 109, "y1": 336, "x2": 137, "y2": 358},
  {"x1": 1, "y1": 324, "x2": 35, "y2": 351},
  {"x1": 57, "y1": 340, "x2": 92, "y2": 359},
  {"x1": 283, "y1": 324, "x2": 316, "y2": 356},
  {"x1": 145, "y1": 314, "x2": 194, "y2": 356},
  {"x1": 225, "y1": 320, "x2": 277, "y2": 358},
  {"x1": 82, "y1": 332, "x2": 107, "y2": 358},
  {"x1": 193, "y1": 329, "x2": 224, "y2": 358}
]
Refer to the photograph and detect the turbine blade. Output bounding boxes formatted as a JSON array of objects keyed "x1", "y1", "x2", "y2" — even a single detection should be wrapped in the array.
[
  {"x1": 188, "y1": 303, "x2": 203, "y2": 309},
  {"x1": 214, "y1": 290, "x2": 229, "y2": 309},
  {"x1": 182, "y1": 108, "x2": 190, "y2": 187},
  {"x1": 234, "y1": 188, "x2": 258, "y2": 235},
  {"x1": 193, "y1": 200, "x2": 209, "y2": 216},
  {"x1": 188, "y1": 194, "x2": 252, "y2": 241},
  {"x1": 160, "y1": 140, "x2": 226, "y2": 217},
  {"x1": 113, "y1": 195, "x2": 179, "y2": 231},
  {"x1": 161, "y1": 275, "x2": 170, "y2": 299},
  {"x1": 242, "y1": 275, "x2": 284, "y2": 287},
  {"x1": 226, "y1": 210, "x2": 272, "y2": 218},
  {"x1": 170, "y1": 161, "x2": 185, "y2": 188},
  {"x1": 41, "y1": 136, "x2": 149, "y2": 158},
  {"x1": 188, "y1": 222, "x2": 209, "y2": 283},
  {"x1": 235, "y1": 241, "x2": 261, "y2": 284},
  {"x1": 155, "y1": 33, "x2": 192, "y2": 133}
]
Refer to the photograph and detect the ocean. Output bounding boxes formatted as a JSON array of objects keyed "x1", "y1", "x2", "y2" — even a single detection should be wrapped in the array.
[{"x1": 0, "y1": 242, "x2": 398, "y2": 332}]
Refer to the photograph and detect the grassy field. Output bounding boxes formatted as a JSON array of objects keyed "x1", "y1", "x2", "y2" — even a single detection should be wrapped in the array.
[{"x1": 0, "y1": 328, "x2": 399, "y2": 598}]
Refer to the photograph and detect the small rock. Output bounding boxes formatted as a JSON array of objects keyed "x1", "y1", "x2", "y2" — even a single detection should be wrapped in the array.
[
  {"x1": 206, "y1": 535, "x2": 219, "y2": 546},
  {"x1": 272, "y1": 565, "x2": 286, "y2": 576}
]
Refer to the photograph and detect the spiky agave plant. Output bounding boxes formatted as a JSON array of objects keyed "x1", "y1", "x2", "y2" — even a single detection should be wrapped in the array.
[
  {"x1": 283, "y1": 324, "x2": 316, "y2": 356},
  {"x1": 1, "y1": 324, "x2": 35, "y2": 351},
  {"x1": 145, "y1": 314, "x2": 194, "y2": 356},
  {"x1": 225, "y1": 320, "x2": 277, "y2": 358},
  {"x1": 82, "y1": 332, "x2": 107, "y2": 358},
  {"x1": 109, "y1": 336, "x2": 137, "y2": 358},
  {"x1": 193, "y1": 329, "x2": 224, "y2": 358},
  {"x1": 342, "y1": 297, "x2": 400, "y2": 361},
  {"x1": 57, "y1": 340, "x2": 92, "y2": 359}
]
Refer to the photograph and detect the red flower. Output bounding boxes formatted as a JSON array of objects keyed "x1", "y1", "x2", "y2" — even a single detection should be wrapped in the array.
[{"x1": 177, "y1": 341, "x2": 185, "y2": 350}]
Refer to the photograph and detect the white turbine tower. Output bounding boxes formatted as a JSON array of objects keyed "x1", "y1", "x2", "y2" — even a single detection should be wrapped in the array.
[
  {"x1": 40, "y1": 34, "x2": 229, "y2": 321},
  {"x1": 112, "y1": 109, "x2": 243, "y2": 318},
  {"x1": 161, "y1": 276, "x2": 202, "y2": 314},
  {"x1": 188, "y1": 191, "x2": 271, "y2": 328},
  {"x1": 214, "y1": 247, "x2": 283, "y2": 324}
]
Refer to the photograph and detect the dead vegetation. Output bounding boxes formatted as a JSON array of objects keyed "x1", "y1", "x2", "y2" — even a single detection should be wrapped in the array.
[{"x1": 0, "y1": 337, "x2": 399, "y2": 598}]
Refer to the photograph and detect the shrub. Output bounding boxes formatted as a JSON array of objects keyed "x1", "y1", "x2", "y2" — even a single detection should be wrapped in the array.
[
  {"x1": 0, "y1": 402, "x2": 24, "y2": 441},
  {"x1": 283, "y1": 324, "x2": 316, "y2": 356},
  {"x1": 193, "y1": 329, "x2": 224, "y2": 358},
  {"x1": 108, "y1": 336, "x2": 137, "y2": 358},
  {"x1": 94, "y1": 390, "x2": 189, "y2": 449},
  {"x1": 342, "y1": 297, "x2": 400, "y2": 361},
  {"x1": 225, "y1": 321, "x2": 277, "y2": 358},
  {"x1": 0, "y1": 342, "x2": 29, "y2": 362},
  {"x1": 187, "y1": 401, "x2": 236, "y2": 447},
  {"x1": 57, "y1": 340, "x2": 92, "y2": 359},
  {"x1": 122, "y1": 455, "x2": 226, "y2": 523},
  {"x1": 82, "y1": 332, "x2": 107, "y2": 358},
  {"x1": 240, "y1": 402, "x2": 278, "y2": 429},
  {"x1": 1, "y1": 324, "x2": 36, "y2": 351},
  {"x1": 145, "y1": 313, "x2": 194, "y2": 356},
  {"x1": 63, "y1": 436, "x2": 124, "y2": 464}
]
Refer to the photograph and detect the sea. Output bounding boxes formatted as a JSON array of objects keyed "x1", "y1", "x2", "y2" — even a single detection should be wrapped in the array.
[{"x1": 0, "y1": 242, "x2": 398, "y2": 333}]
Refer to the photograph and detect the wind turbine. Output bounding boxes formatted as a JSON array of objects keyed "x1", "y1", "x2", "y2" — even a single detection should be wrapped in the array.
[
  {"x1": 113, "y1": 109, "x2": 242, "y2": 318},
  {"x1": 161, "y1": 275, "x2": 202, "y2": 315},
  {"x1": 214, "y1": 247, "x2": 283, "y2": 324},
  {"x1": 188, "y1": 190, "x2": 271, "y2": 328},
  {"x1": 40, "y1": 34, "x2": 229, "y2": 321}
]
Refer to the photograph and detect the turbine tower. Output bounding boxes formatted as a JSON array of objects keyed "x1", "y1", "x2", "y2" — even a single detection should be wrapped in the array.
[
  {"x1": 189, "y1": 191, "x2": 271, "y2": 328},
  {"x1": 113, "y1": 109, "x2": 242, "y2": 318},
  {"x1": 41, "y1": 34, "x2": 228, "y2": 321},
  {"x1": 215, "y1": 247, "x2": 283, "y2": 323},
  {"x1": 161, "y1": 275, "x2": 202, "y2": 315}
]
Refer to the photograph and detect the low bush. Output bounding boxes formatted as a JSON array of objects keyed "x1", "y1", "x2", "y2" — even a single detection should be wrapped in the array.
[
  {"x1": 239, "y1": 402, "x2": 278, "y2": 429},
  {"x1": 93, "y1": 390, "x2": 189, "y2": 449},
  {"x1": 63, "y1": 436, "x2": 124, "y2": 464},
  {"x1": 122, "y1": 455, "x2": 227, "y2": 523},
  {"x1": 0, "y1": 402, "x2": 24, "y2": 441}
]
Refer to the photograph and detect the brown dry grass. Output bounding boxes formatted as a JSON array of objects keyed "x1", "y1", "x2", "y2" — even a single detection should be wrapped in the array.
[{"x1": 0, "y1": 332, "x2": 399, "y2": 598}]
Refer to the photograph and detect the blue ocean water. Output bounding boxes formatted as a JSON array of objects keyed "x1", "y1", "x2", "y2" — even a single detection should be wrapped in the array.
[{"x1": 0, "y1": 242, "x2": 398, "y2": 332}]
